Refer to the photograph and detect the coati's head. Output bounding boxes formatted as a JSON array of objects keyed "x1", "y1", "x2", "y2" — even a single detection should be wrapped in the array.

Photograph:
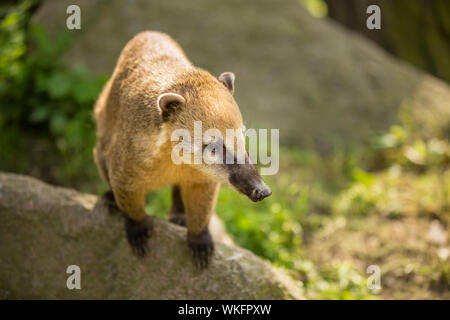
[{"x1": 156, "y1": 69, "x2": 271, "y2": 202}]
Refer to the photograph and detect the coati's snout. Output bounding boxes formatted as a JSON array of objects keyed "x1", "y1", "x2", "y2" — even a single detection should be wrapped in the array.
[{"x1": 228, "y1": 162, "x2": 272, "y2": 202}]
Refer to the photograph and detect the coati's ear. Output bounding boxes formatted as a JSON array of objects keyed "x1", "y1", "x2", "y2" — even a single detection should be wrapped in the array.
[
  {"x1": 218, "y1": 72, "x2": 235, "y2": 94},
  {"x1": 156, "y1": 93, "x2": 186, "y2": 121}
]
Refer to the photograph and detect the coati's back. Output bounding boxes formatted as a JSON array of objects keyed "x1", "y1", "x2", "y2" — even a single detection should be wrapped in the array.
[
  {"x1": 113, "y1": 30, "x2": 193, "y2": 92},
  {"x1": 94, "y1": 31, "x2": 193, "y2": 156}
]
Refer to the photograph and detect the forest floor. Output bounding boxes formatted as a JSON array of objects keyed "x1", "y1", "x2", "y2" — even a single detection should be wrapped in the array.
[
  {"x1": 213, "y1": 134, "x2": 450, "y2": 299},
  {"x1": 305, "y1": 211, "x2": 449, "y2": 299}
]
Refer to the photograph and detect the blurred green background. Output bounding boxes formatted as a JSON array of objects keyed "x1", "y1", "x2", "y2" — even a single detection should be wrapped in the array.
[{"x1": 0, "y1": 0, "x2": 449, "y2": 299}]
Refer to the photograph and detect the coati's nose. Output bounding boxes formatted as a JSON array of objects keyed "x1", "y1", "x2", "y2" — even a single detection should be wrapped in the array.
[
  {"x1": 227, "y1": 163, "x2": 272, "y2": 202},
  {"x1": 250, "y1": 186, "x2": 272, "y2": 202}
]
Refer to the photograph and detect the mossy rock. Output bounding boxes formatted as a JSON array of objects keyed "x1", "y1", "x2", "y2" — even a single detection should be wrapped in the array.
[{"x1": 0, "y1": 172, "x2": 303, "y2": 299}]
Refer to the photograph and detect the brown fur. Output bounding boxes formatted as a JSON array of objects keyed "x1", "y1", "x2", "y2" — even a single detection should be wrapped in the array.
[
  {"x1": 94, "y1": 31, "x2": 270, "y2": 267},
  {"x1": 94, "y1": 31, "x2": 241, "y2": 248}
]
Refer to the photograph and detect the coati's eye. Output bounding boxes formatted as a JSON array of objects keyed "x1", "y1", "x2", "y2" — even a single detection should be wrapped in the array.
[{"x1": 202, "y1": 143, "x2": 216, "y2": 156}]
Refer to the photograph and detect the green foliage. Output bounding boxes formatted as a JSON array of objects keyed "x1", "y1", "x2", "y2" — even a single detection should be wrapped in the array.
[
  {"x1": 370, "y1": 123, "x2": 450, "y2": 169},
  {"x1": 0, "y1": 1, "x2": 106, "y2": 190},
  {"x1": 218, "y1": 183, "x2": 305, "y2": 267},
  {"x1": 215, "y1": 151, "x2": 375, "y2": 299},
  {"x1": 337, "y1": 119, "x2": 450, "y2": 219}
]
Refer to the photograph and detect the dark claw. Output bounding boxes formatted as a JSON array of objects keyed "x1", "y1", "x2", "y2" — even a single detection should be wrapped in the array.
[
  {"x1": 187, "y1": 229, "x2": 214, "y2": 269},
  {"x1": 125, "y1": 217, "x2": 152, "y2": 257}
]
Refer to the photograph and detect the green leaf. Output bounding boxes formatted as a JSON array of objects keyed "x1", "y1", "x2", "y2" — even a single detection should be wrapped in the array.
[
  {"x1": 351, "y1": 168, "x2": 375, "y2": 186},
  {"x1": 46, "y1": 72, "x2": 72, "y2": 99},
  {"x1": 29, "y1": 106, "x2": 50, "y2": 123},
  {"x1": 49, "y1": 112, "x2": 67, "y2": 134}
]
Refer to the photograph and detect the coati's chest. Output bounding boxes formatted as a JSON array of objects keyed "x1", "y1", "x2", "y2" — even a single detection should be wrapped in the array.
[{"x1": 141, "y1": 151, "x2": 211, "y2": 191}]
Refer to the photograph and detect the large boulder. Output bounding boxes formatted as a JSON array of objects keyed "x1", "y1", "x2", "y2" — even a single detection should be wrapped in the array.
[
  {"x1": 34, "y1": 0, "x2": 450, "y2": 151},
  {"x1": 0, "y1": 172, "x2": 303, "y2": 299}
]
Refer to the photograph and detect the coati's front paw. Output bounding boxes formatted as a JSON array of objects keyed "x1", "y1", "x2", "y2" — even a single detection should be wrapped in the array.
[
  {"x1": 125, "y1": 217, "x2": 152, "y2": 257},
  {"x1": 187, "y1": 229, "x2": 214, "y2": 269}
]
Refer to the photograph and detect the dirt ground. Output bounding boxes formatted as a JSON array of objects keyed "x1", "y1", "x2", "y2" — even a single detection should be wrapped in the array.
[{"x1": 306, "y1": 214, "x2": 449, "y2": 299}]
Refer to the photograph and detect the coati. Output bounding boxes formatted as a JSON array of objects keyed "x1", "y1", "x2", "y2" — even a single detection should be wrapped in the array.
[{"x1": 93, "y1": 31, "x2": 272, "y2": 269}]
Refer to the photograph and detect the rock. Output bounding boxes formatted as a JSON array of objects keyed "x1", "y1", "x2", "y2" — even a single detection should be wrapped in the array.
[
  {"x1": 0, "y1": 172, "x2": 303, "y2": 299},
  {"x1": 33, "y1": 0, "x2": 450, "y2": 151}
]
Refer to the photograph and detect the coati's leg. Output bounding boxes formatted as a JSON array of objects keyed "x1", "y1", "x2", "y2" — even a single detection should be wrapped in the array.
[
  {"x1": 111, "y1": 182, "x2": 152, "y2": 257},
  {"x1": 93, "y1": 144, "x2": 110, "y2": 186},
  {"x1": 168, "y1": 185, "x2": 186, "y2": 226},
  {"x1": 180, "y1": 181, "x2": 220, "y2": 269},
  {"x1": 99, "y1": 190, "x2": 120, "y2": 214},
  {"x1": 94, "y1": 147, "x2": 121, "y2": 214}
]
